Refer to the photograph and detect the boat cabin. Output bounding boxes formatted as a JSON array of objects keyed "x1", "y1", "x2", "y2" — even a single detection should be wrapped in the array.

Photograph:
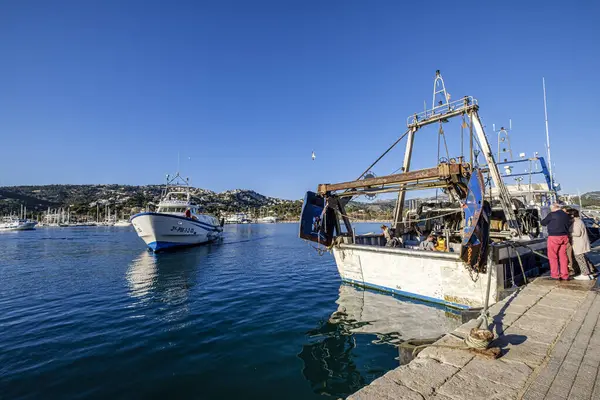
[{"x1": 157, "y1": 191, "x2": 203, "y2": 215}]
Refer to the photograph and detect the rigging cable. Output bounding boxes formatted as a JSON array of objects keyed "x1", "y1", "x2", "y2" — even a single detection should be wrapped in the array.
[
  {"x1": 440, "y1": 125, "x2": 450, "y2": 160},
  {"x1": 356, "y1": 128, "x2": 412, "y2": 181}
]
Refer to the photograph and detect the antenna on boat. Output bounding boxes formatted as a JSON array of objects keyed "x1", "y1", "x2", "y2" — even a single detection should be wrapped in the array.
[
  {"x1": 543, "y1": 77, "x2": 555, "y2": 196},
  {"x1": 432, "y1": 70, "x2": 451, "y2": 112},
  {"x1": 493, "y1": 121, "x2": 513, "y2": 162}
]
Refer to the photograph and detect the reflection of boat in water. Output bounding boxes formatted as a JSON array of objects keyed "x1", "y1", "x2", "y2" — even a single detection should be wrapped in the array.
[
  {"x1": 126, "y1": 245, "x2": 214, "y2": 309},
  {"x1": 126, "y1": 251, "x2": 158, "y2": 299},
  {"x1": 329, "y1": 284, "x2": 461, "y2": 339},
  {"x1": 298, "y1": 284, "x2": 462, "y2": 398}
]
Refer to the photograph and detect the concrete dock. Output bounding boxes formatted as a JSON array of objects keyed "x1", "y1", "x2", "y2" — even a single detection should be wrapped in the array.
[{"x1": 348, "y1": 251, "x2": 600, "y2": 400}]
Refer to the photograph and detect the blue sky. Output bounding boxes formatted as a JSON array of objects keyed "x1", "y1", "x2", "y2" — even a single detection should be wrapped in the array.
[{"x1": 1, "y1": 0, "x2": 598, "y2": 199}]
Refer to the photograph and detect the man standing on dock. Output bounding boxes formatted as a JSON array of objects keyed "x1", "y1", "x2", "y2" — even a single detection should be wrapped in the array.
[{"x1": 541, "y1": 203, "x2": 572, "y2": 280}]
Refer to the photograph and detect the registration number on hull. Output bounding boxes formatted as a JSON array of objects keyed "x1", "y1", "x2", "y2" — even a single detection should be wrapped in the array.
[{"x1": 170, "y1": 226, "x2": 196, "y2": 234}]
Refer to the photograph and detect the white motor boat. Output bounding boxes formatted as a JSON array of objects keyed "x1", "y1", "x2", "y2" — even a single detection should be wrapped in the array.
[
  {"x1": 114, "y1": 220, "x2": 132, "y2": 227},
  {"x1": 131, "y1": 173, "x2": 223, "y2": 252},
  {"x1": 257, "y1": 216, "x2": 277, "y2": 223},
  {"x1": 224, "y1": 213, "x2": 251, "y2": 224},
  {"x1": 0, "y1": 217, "x2": 38, "y2": 231}
]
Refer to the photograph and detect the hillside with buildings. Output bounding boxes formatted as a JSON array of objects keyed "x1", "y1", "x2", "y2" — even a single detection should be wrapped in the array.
[
  {"x1": 0, "y1": 185, "x2": 302, "y2": 221},
  {"x1": 1, "y1": 185, "x2": 599, "y2": 223}
]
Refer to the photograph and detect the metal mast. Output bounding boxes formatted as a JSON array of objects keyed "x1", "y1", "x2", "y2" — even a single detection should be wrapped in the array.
[
  {"x1": 470, "y1": 111, "x2": 521, "y2": 236},
  {"x1": 542, "y1": 77, "x2": 554, "y2": 195}
]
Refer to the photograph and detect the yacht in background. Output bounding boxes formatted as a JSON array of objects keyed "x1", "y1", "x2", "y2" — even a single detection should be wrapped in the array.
[
  {"x1": 114, "y1": 220, "x2": 132, "y2": 227},
  {"x1": 257, "y1": 216, "x2": 277, "y2": 223},
  {"x1": 131, "y1": 172, "x2": 223, "y2": 251},
  {"x1": 1, "y1": 205, "x2": 38, "y2": 231},
  {"x1": 224, "y1": 213, "x2": 252, "y2": 224},
  {"x1": 114, "y1": 210, "x2": 132, "y2": 227},
  {"x1": 0, "y1": 217, "x2": 37, "y2": 231}
]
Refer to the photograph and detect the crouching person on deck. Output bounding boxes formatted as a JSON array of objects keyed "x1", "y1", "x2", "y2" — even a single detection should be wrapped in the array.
[
  {"x1": 541, "y1": 203, "x2": 572, "y2": 280},
  {"x1": 381, "y1": 225, "x2": 403, "y2": 248},
  {"x1": 418, "y1": 234, "x2": 436, "y2": 251}
]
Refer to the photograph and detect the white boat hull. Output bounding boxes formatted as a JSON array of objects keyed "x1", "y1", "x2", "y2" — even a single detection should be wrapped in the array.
[
  {"x1": 131, "y1": 212, "x2": 222, "y2": 252},
  {"x1": 332, "y1": 240, "x2": 548, "y2": 309},
  {"x1": 0, "y1": 221, "x2": 37, "y2": 231},
  {"x1": 114, "y1": 221, "x2": 132, "y2": 227}
]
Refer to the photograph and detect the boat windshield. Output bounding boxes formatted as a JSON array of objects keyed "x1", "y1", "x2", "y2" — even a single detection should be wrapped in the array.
[{"x1": 158, "y1": 207, "x2": 186, "y2": 213}]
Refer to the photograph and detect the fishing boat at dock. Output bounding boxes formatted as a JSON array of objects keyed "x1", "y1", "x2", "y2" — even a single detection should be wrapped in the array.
[
  {"x1": 299, "y1": 71, "x2": 556, "y2": 310},
  {"x1": 131, "y1": 172, "x2": 223, "y2": 252}
]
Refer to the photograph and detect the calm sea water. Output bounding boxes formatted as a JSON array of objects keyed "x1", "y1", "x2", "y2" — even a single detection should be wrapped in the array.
[{"x1": 0, "y1": 224, "x2": 460, "y2": 399}]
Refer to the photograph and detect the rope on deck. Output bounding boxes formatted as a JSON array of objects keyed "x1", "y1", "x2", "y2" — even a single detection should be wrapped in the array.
[{"x1": 410, "y1": 330, "x2": 499, "y2": 360}]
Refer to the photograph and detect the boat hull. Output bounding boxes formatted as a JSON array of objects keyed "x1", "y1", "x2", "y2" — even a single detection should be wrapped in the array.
[
  {"x1": 131, "y1": 212, "x2": 222, "y2": 252},
  {"x1": 332, "y1": 239, "x2": 548, "y2": 310},
  {"x1": 0, "y1": 221, "x2": 37, "y2": 231}
]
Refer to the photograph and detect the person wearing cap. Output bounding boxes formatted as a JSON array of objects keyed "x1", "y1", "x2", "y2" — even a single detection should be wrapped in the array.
[{"x1": 541, "y1": 203, "x2": 572, "y2": 280}]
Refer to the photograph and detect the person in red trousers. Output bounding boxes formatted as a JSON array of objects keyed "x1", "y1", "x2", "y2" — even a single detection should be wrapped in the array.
[{"x1": 541, "y1": 203, "x2": 573, "y2": 280}]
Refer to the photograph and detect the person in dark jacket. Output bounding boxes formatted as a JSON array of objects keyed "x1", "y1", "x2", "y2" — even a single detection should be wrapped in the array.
[{"x1": 541, "y1": 203, "x2": 572, "y2": 280}]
